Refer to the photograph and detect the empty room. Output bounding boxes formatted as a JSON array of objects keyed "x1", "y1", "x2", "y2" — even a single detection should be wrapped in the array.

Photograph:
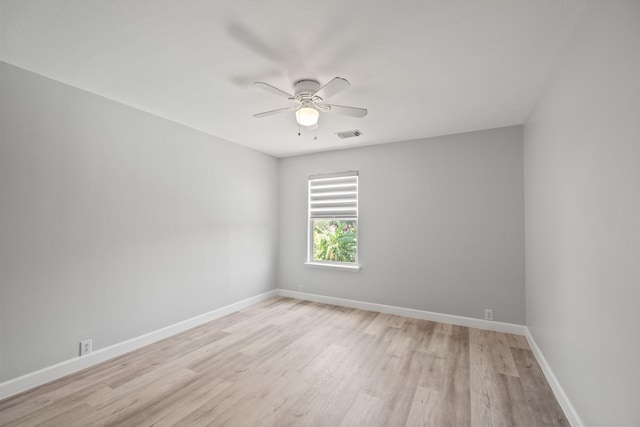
[{"x1": 0, "y1": 1, "x2": 638, "y2": 426}]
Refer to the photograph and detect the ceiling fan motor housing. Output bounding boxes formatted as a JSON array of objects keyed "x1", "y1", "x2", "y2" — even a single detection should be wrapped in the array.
[{"x1": 294, "y1": 80, "x2": 321, "y2": 99}]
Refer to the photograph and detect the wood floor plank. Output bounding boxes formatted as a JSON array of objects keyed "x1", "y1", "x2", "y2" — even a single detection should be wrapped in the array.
[
  {"x1": 0, "y1": 395, "x2": 52, "y2": 424},
  {"x1": 405, "y1": 385, "x2": 443, "y2": 427},
  {"x1": 505, "y1": 333, "x2": 529, "y2": 350},
  {"x1": 3, "y1": 382, "x2": 115, "y2": 426},
  {"x1": 150, "y1": 378, "x2": 233, "y2": 427},
  {"x1": 362, "y1": 313, "x2": 388, "y2": 336},
  {"x1": 511, "y1": 347, "x2": 568, "y2": 426},
  {"x1": 496, "y1": 373, "x2": 537, "y2": 427},
  {"x1": 274, "y1": 333, "x2": 379, "y2": 426},
  {"x1": 83, "y1": 368, "x2": 199, "y2": 426},
  {"x1": 0, "y1": 297, "x2": 567, "y2": 427},
  {"x1": 402, "y1": 318, "x2": 436, "y2": 354},
  {"x1": 363, "y1": 313, "x2": 406, "y2": 336},
  {"x1": 423, "y1": 332, "x2": 450, "y2": 358},
  {"x1": 439, "y1": 325, "x2": 471, "y2": 427},
  {"x1": 339, "y1": 392, "x2": 385, "y2": 427},
  {"x1": 418, "y1": 354, "x2": 448, "y2": 391},
  {"x1": 434, "y1": 322, "x2": 453, "y2": 335},
  {"x1": 34, "y1": 403, "x2": 96, "y2": 427},
  {"x1": 487, "y1": 332, "x2": 520, "y2": 378},
  {"x1": 469, "y1": 328, "x2": 494, "y2": 427}
]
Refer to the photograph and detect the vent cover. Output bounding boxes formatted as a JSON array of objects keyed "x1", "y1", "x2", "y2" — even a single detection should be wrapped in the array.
[{"x1": 335, "y1": 130, "x2": 363, "y2": 139}]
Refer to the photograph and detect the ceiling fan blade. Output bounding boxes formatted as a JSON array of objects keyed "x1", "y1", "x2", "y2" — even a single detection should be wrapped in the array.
[
  {"x1": 313, "y1": 77, "x2": 350, "y2": 100},
  {"x1": 254, "y1": 82, "x2": 293, "y2": 99},
  {"x1": 319, "y1": 103, "x2": 368, "y2": 118},
  {"x1": 253, "y1": 107, "x2": 291, "y2": 118}
]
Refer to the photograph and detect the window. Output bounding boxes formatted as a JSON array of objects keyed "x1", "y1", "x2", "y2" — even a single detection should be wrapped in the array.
[{"x1": 307, "y1": 171, "x2": 359, "y2": 270}]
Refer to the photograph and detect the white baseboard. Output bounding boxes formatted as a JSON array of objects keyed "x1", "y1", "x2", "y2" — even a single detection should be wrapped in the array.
[
  {"x1": 275, "y1": 289, "x2": 527, "y2": 335},
  {"x1": 524, "y1": 329, "x2": 584, "y2": 427},
  {"x1": 0, "y1": 289, "x2": 278, "y2": 401}
]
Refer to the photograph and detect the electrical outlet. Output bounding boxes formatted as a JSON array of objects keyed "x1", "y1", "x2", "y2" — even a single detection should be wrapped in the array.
[
  {"x1": 299, "y1": 285, "x2": 304, "y2": 293},
  {"x1": 484, "y1": 309, "x2": 494, "y2": 321},
  {"x1": 79, "y1": 339, "x2": 92, "y2": 356}
]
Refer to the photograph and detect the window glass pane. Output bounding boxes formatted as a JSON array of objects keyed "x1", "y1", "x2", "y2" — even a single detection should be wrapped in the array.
[{"x1": 313, "y1": 219, "x2": 357, "y2": 262}]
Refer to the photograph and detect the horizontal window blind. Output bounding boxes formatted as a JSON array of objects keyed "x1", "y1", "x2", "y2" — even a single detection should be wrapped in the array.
[{"x1": 309, "y1": 171, "x2": 358, "y2": 219}]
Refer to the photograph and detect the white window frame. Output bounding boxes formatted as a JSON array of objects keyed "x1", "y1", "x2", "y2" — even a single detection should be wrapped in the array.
[{"x1": 305, "y1": 171, "x2": 360, "y2": 272}]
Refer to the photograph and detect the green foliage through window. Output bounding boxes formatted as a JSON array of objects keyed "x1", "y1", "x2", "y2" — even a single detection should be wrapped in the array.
[{"x1": 313, "y1": 220, "x2": 357, "y2": 263}]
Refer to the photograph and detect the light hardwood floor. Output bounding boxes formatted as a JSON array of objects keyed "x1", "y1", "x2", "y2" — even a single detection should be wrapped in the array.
[{"x1": 0, "y1": 297, "x2": 567, "y2": 426}]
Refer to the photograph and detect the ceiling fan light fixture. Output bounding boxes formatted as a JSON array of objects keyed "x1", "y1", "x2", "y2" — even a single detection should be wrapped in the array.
[{"x1": 295, "y1": 106, "x2": 319, "y2": 127}]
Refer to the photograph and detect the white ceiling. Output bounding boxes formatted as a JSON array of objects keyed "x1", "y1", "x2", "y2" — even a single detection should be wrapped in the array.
[{"x1": 0, "y1": 0, "x2": 590, "y2": 157}]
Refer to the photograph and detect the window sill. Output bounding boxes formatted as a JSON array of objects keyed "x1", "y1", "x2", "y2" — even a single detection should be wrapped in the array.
[{"x1": 304, "y1": 262, "x2": 361, "y2": 272}]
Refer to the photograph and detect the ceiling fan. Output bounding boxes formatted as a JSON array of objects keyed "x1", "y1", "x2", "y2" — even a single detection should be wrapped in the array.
[{"x1": 252, "y1": 77, "x2": 367, "y2": 129}]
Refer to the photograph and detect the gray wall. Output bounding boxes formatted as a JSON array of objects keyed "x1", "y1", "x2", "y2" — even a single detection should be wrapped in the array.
[
  {"x1": 0, "y1": 63, "x2": 279, "y2": 381},
  {"x1": 278, "y1": 126, "x2": 525, "y2": 324},
  {"x1": 524, "y1": 1, "x2": 640, "y2": 425}
]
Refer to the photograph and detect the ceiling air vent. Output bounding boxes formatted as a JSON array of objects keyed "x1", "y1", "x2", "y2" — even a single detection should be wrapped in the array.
[{"x1": 335, "y1": 130, "x2": 363, "y2": 139}]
